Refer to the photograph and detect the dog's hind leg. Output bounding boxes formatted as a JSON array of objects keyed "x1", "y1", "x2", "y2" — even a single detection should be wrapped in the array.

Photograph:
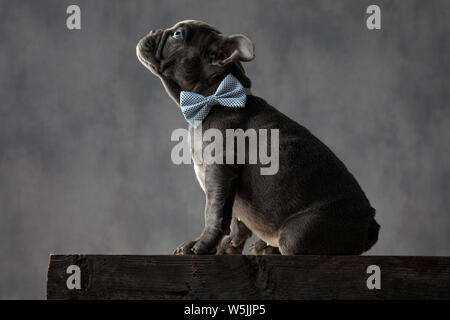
[
  {"x1": 278, "y1": 209, "x2": 378, "y2": 255},
  {"x1": 216, "y1": 218, "x2": 252, "y2": 254}
]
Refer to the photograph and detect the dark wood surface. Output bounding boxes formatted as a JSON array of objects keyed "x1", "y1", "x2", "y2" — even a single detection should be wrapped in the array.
[{"x1": 47, "y1": 255, "x2": 450, "y2": 300}]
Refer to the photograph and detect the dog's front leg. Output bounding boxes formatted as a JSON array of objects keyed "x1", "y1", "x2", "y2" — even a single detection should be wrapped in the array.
[{"x1": 174, "y1": 164, "x2": 239, "y2": 255}]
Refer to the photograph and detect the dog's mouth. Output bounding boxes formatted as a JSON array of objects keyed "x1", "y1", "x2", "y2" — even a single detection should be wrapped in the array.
[{"x1": 136, "y1": 30, "x2": 166, "y2": 74}]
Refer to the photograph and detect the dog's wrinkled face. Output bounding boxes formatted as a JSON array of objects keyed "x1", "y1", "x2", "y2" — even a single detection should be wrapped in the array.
[{"x1": 137, "y1": 20, "x2": 254, "y2": 103}]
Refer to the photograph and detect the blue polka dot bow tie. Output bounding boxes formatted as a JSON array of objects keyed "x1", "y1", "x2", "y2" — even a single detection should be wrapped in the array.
[{"x1": 179, "y1": 74, "x2": 247, "y2": 127}]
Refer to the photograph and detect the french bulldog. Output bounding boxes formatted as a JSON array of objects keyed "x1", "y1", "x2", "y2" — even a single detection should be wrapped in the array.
[{"x1": 136, "y1": 20, "x2": 380, "y2": 255}]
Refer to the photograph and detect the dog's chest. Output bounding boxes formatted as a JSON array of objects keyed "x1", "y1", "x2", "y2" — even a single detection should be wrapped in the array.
[
  {"x1": 193, "y1": 161, "x2": 206, "y2": 192},
  {"x1": 189, "y1": 129, "x2": 206, "y2": 192}
]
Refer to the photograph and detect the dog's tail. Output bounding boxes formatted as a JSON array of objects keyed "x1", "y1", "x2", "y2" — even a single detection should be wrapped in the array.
[{"x1": 364, "y1": 210, "x2": 380, "y2": 252}]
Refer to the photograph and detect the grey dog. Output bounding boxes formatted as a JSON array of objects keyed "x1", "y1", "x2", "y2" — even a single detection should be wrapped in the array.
[{"x1": 136, "y1": 20, "x2": 380, "y2": 255}]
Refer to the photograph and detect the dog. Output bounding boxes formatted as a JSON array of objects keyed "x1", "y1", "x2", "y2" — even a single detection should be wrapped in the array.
[{"x1": 136, "y1": 20, "x2": 380, "y2": 255}]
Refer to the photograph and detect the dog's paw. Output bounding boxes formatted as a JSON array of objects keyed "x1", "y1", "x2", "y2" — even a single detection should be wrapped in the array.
[
  {"x1": 249, "y1": 239, "x2": 281, "y2": 255},
  {"x1": 216, "y1": 236, "x2": 244, "y2": 255},
  {"x1": 174, "y1": 240, "x2": 217, "y2": 255},
  {"x1": 174, "y1": 241, "x2": 196, "y2": 255}
]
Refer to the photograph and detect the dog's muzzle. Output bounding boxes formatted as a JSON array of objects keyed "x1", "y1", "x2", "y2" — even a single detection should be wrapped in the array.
[{"x1": 137, "y1": 29, "x2": 164, "y2": 72}]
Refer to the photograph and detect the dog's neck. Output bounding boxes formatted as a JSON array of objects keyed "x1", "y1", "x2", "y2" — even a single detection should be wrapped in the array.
[
  {"x1": 161, "y1": 65, "x2": 252, "y2": 106},
  {"x1": 189, "y1": 67, "x2": 252, "y2": 97},
  {"x1": 189, "y1": 74, "x2": 252, "y2": 98}
]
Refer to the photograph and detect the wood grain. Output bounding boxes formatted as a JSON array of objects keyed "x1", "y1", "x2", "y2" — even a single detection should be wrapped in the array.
[{"x1": 47, "y1": 255, "x2": 450, "y2": 300}]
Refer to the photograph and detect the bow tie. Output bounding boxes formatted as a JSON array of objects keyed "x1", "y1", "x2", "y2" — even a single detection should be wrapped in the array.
[{"x1": 179, "y1": 74, "x2": 247, "y2": 127}]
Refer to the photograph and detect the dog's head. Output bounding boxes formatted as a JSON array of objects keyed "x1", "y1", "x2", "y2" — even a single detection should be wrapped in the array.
[{"x1": 136, "y1": 20, "x2": 254, "y2": 103}]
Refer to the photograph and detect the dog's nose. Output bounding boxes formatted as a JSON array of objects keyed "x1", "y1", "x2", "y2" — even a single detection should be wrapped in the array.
[{"x1": 149, "y1": 29, "x2": 163, "y2": 36}]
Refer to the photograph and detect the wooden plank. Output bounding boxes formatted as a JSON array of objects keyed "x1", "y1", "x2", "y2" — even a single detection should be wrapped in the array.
[{"x1": 46, "y1": 255, "x2": 450, "y2": 300}]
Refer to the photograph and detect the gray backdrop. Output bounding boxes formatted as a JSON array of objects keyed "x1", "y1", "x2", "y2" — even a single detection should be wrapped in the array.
[{"x1": 1, "y1": 0, "x2": 449, "y2": 299}]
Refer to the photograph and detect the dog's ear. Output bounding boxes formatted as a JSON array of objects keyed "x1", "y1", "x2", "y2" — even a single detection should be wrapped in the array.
[{"x1": 208, "y1": 34, "x2": 255, "y2": 66}]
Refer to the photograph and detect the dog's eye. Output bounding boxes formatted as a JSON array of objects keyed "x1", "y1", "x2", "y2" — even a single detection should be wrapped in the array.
[{"x1": 172, "y1": 29, "x2": 183, "y2": 39}]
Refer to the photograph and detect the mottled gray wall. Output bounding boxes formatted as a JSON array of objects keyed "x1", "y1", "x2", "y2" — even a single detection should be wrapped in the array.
[{"x1": 0, "y1": 0, "x2": 449, "y2": 299}]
